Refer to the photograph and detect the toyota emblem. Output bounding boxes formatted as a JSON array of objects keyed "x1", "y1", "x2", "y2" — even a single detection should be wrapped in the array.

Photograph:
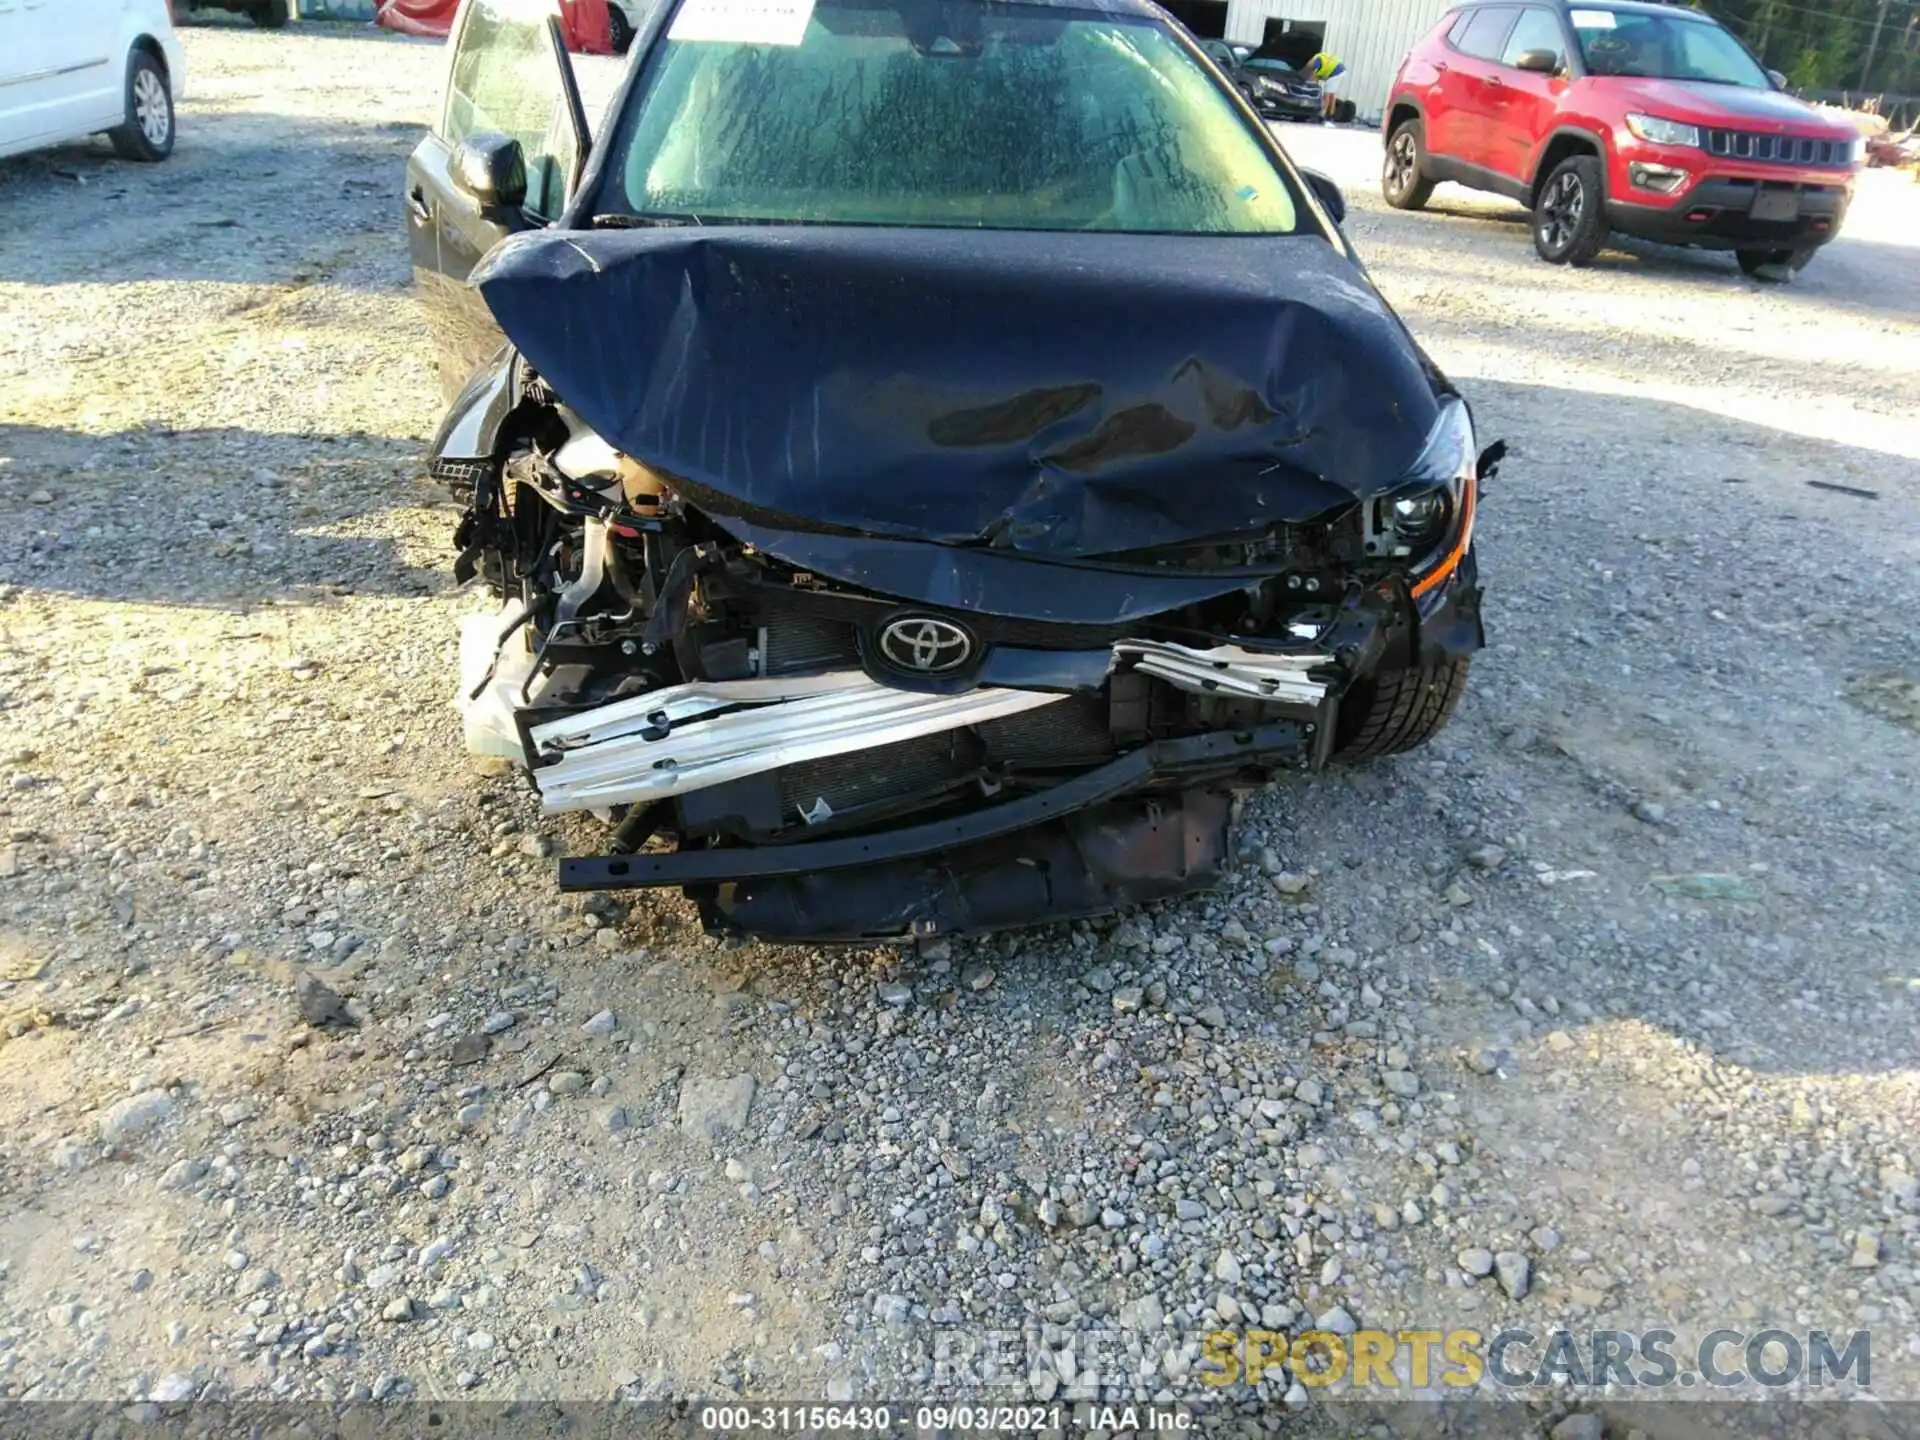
[{"x1": 878, "y1": 616, "x2": 974, "y2": 673}]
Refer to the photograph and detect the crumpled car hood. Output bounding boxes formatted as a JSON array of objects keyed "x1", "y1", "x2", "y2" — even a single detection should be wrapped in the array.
[{"x1": 473, "y1": 225, "x2": 1445, "y2": 560}]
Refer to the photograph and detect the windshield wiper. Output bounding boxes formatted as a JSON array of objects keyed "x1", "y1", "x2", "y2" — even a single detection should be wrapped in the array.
[{"x1": 592, "y1": 212, "x2": 703, "y2": 229}]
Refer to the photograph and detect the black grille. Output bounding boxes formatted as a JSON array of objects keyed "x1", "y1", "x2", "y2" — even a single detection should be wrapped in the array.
[
  {"x1": 1703, "y1": 129, "x2": 1844, "y2": 167},
  {"x1": 780, "y1": 733, "x2": 961, "y2": 817},
  {"x1": 774, "y1": 697, "x2": 1116, "y2": 822},
  {"x1": 760, "y1": 616, "x2": 859, "y2": 675},
  {"x1": 978, "y1": 697, "x2": 1116, "y2": 768}
]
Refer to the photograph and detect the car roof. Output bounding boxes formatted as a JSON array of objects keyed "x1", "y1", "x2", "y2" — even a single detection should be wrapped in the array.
[{"x1": 1458, "y1": 0, "x2": 1723, "y2": 14}]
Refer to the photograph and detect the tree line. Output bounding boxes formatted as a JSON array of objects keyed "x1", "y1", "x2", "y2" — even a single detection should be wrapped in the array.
[{"x1": 1707, "y1": 0, "x2": 1919, "y2": 97}]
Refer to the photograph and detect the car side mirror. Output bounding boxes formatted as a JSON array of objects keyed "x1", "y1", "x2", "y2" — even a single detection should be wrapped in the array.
[
  {"x1": 1766, "y1": 68, "x2": 1787, "y2": 88},
  {"x1": 1301, "y1": 168, "x2": 1345, "y2": 225},
  {"x1": 452, "y1": 132, "x2": 528, "y2": 212},
  {"x1": 1514, "y1": 48, "x2": 1561, "y2": 74}
]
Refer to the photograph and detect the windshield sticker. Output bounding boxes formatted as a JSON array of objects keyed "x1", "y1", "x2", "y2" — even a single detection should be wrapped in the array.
[
  {"x1": 668, "y1": 0, "x2": 815, "y2": 45},
  {"x1": 1569, "y1": 8, "x2": 1616, "y2": 26}
]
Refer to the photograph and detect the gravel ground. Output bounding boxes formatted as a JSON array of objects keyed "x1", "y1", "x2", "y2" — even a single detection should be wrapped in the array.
[{"x1": 2, "y1": 22, "x2": 1919, "y2": 1430}]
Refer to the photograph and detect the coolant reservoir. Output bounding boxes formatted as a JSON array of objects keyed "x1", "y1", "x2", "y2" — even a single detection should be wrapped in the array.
[{"x1": 551, "y1": 426, "x2": 667, "y2": 516}]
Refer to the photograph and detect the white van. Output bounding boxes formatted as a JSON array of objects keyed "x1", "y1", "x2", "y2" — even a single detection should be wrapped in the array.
[{"x1": 0, "y1": 0, "x2": 186, "y2": 163}]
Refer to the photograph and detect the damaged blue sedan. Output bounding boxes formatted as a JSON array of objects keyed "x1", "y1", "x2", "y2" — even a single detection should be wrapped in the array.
[{"x1": 405, "y1": 0, "x2": 1497, "y2": 943}]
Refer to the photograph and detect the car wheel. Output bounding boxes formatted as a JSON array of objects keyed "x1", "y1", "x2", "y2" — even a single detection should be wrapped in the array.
[
  {"x1": 608, "y1": 6, "x2": 635, "y2": 51},
  {"x1": 1532, "y1": 155, "x2": 1607, "y2": 265},
  {"x1": 1736, "y1": 247, "x2": 1814, "y2": 281},
  {"x1": 1382, "y1": 119, "x2": 1435, "y2": 211},
  {"x1": 249, "y1": 0, "x2": 289, "y2": 26},
  {"x1": 1335, "y1": 657, "x2": 1471, "y2": 759},
  {"x1": 109, "y1": 49, "x2": 175, "y2": 162}
]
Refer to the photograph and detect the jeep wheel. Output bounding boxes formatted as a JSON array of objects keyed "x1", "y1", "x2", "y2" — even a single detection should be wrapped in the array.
[
  {"x1": 1336, "y1": 658, "x2": 1471, "y2": 759},
  {"x1": 1737, "y1": 247, "x2": 1815, "y2": 282},
  {"x1": 1382, "y1": 119, "x2": 1435, "y2": 211},
  {"x1": 249, "y1": 0, "x2": 289, "y2": 27},
  {"x1": 109, "y1": 50, "x2": 174, "y2": 163},
  {"x1": 1533, "y1": 155, "x2": 1607, "y2": 266},
  {"x1": 608, "y1": 5, "x2": 635, "y2": 51}
]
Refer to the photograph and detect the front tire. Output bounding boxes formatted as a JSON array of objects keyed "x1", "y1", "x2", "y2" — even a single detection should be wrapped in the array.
[
  {"x1": 109, "y1": 50, "x2": 175, "y2": 163},
  {"x1": 1737, "y1": 247, "x2": 1815, "y2": 281},
  {"x1": 1336, "y1": 658, "x2": 1471, "y2": 759},
  {"x1": 249, "y1": 0, "x2": 289, "y2": 27},
  {"x1": 608, "y1": 5, "x2": 635, "y2": 51},
  {"x1": 1533, "y1": 155, "x2": 1607, "y2": 265},
  {"x1": 1382, "y1": 119, "x2": 1436, "y2": 210}
]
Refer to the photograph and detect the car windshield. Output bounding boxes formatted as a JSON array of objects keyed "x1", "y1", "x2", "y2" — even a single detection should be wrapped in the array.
[
  {"x1": 1567, "y1": 8, "x2": 1771, "y2": 86},
  {"x1": 598, "y1": 0, "x2": 1303, "y2": 233}
]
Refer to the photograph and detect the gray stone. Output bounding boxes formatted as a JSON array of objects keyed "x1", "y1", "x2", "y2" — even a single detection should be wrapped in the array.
[
  {"x1": 1383, "y1": 1071, "x2": 1420, "y2": 1099},
  {"x1": 1112, "y1": 986, "x2": 1145, "y2": 1014},
  {"x1": 679, "y1": 1074, "x2": 756, "y2": 1141},
  {"x1": 581, "y1": 1009, "x2": 617, "y2": 1036},
  {"x1": 1550, "y1": 1417, "x2": 1603, "y2": 1440},
  {"x1": 1458, "y1": 1248, "x2": 1496, "y2": 1278},
  {"x1": 98, "y1": 1090, "x2": 173, "y2": 1144},
  {"x1": 1315, "y1": 1306, "x2": 1357, "y2": 1337},
  {"x1": 547, "y1": 1070, "x2": 588, "y2": 1096},
  {"x1": 158, "y1": 1158, "x2": 208, "y2": 1192},
  {"x1": 150, "y1": 1374, "x2": 196, "y2": 1404},
  {"x1": 1495, "y1": 1251, "x2": 1531, "y2": 1299}
]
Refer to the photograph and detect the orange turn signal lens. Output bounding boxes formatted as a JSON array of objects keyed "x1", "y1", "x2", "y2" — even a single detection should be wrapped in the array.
[{"x1": 1409, "y1": 475, "x2": 1476, "y2": 600}]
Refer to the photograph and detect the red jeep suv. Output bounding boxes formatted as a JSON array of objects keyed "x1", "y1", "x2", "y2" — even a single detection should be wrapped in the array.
[{"x1": 1382, "y1": 1, "x2": 1863, "y2": 277}]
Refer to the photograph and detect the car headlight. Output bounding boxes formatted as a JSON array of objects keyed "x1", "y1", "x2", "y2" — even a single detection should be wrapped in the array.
[
  {"x1": 1366, "y1": 398, "x2": 1474, "y2": 561},
  {"x1": 1844, "y1": 137, "x2": 1866, "y2": 165},
  {"x1": 1625, "y1": 113, "x2": 1701, "y2": 148}
]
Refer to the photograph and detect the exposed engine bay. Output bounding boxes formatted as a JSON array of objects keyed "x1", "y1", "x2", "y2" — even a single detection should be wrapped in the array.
[{"x1": 440, "y1": 370, "x2": 1493, "y2": 943}]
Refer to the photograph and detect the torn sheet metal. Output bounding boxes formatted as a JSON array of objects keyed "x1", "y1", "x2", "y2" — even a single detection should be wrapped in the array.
[
  {"x1": 1112, "y1": 639, "x2": 1328, "y2": 704},
  {"x1": 471, "y1": 226, "x2": 1446, "y2": 560}
]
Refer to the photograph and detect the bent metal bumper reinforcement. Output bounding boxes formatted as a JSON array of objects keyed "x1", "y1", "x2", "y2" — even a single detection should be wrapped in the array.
[
  {"x1": 529, "y1": 673, "x2": 1066, "y2": 814},
  {"x1": 558, "y1": 722, "x2": 1319, "y2": 892},
  {"x1": 1112, "y1": 640, "x2": 1328, "y2": 705},
  {"x1": 528, "y1": 642, "x2": 1336, "y2": 815}
]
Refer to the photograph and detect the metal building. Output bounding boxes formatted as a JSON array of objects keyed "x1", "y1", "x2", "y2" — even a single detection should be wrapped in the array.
[{"x1": 1165, "y1": 0, "x2": 1458, "y2": 124}]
